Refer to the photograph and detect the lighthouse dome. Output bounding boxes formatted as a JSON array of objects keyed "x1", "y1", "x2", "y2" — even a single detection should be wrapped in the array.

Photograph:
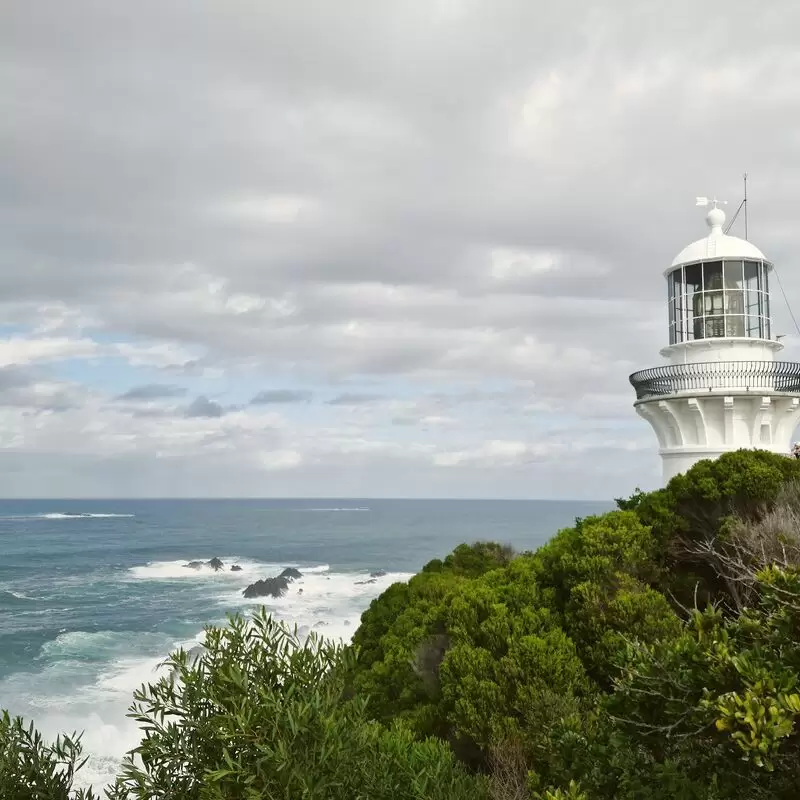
[{"x1": 669, "y1": 206, "x2": 768, "y2": 269}]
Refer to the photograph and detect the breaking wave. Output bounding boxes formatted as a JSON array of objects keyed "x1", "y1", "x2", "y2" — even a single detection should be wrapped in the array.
[
  {"x1": 0, "y1": 589, "x2": 36, "y2": 605},
  {"x1": 39, "y1": 513, "x2": 135, "y2": 520},
  {"x1": 299, "y1": 507, "x2": 370, "y2": 512},
  {"x1": 0, "y1": 553, "x2": 411, "y2": 792},
  {"x1": 2, "y1": 513, "x2": 136, "y2": 520}
]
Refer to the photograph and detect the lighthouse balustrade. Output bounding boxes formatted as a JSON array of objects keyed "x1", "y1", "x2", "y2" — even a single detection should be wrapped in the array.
[{"x1": 629, "y1": 360, "x2": 800, "y2": 401}]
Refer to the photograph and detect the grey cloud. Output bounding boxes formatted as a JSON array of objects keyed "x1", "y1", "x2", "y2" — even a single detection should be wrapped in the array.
[
  {"x1": 2, "y1": 2, "x2": 800, "y2": 495},
  {"x1": 129, "y1": 407, "x2": 173, "y2": 419},
  {"x1": 0, "y1": 367, "x2": 81, "y2": 412},
  {"x1": 185, "y1": 396, "x2": 225, "y2": 418},
  {"x1": 117, "y1": 384, "x2": 188, "y2": 401},
  {"x1": 326, "y1": 393, "x2": 383, "y2": 406},
  {"x1": 250, "y1": 389, "x2": 312, "y2": 405},
  {"x1": 0, "y1": 367, "x2": 35, "y2": 392}
]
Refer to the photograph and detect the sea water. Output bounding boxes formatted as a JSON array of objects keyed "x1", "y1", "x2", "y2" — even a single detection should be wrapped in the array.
[{"x1": 0, "y1": 498, "x2": 611, "y2": 790}]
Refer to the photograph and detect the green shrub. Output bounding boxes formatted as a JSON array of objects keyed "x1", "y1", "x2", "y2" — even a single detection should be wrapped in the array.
[
  {"x1": 104, "y1": 609, "x2": 485, "y2": 800},
  {"x1": 0, "y1": 711, "x2": 97, "y2": 800},
  {"x1": 618, "y1": 450, "x2": 800, "y2": 611}
]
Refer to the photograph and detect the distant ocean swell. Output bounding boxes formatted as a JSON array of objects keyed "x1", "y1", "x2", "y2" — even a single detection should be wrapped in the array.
[
  {"x1": 0, "y1": 554, "x2": 410, "y2": 791},
  {"x1": 1, "y1": 512, "x2": 136, "y2": 520}
]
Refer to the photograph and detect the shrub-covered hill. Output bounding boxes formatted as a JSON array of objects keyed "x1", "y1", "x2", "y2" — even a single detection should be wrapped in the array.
[
  {"x1": 6, "y1": 449, "x2": 800, "y2": 799},
  {"x1": 349, "y1": 449, "x2": 800, "y2": 798}
]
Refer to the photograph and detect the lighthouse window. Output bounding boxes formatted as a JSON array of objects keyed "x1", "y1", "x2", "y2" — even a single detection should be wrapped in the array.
[
  {"x1": 726, "y1": 289, "x2": 745, "y2": 315},
  {"x1": 744, "y1": 261, "x2": 760, "y2": 291},
  {"x1": 702, "y1": 291, "x2": 724, "y2": 315},
  {"x1": 724, "y1": 260, "x2": 743, "y2": 289},
  {"x1": 666, "y1": 260, "x2": 772, "y2": 344},
  {"x1": 746, "y1": 285, "x2": 762, "y2": 316},
  {"x1": 702, "y1": 261, "x2": 723, "y2": 291},
  {"x1": 704, "y1": 316, "x2": 725, "y2": 338},
  {"x1": 726, "y1": 316, "x2": 745, "y2": 337},
  {"x1": 683, "y1": 264, "x2": 702, "y2": 340}
]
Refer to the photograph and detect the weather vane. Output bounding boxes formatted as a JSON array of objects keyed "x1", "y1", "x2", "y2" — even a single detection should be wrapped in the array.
[{"x1": 695, "y1": 196, "x2": 728, "y2": 209}]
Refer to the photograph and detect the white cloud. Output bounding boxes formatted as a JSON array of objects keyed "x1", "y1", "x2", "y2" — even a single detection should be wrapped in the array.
[
  {"x1": 434, "y1": 440, "x2": 528, "y2": 468},
  {"x1": 489, "y1": 248, "x2": 560, "y2": 279},
  {"x1": 213, "y1": 194, "x2": 312, "y2": 224},
  {"x1": 0, "y1": 337, "x2": 99, "y2": 367}
]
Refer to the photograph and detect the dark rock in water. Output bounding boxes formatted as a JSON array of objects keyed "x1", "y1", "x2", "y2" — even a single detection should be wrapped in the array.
[
  {"x1": 279, "y1": 567, "x2": 303, "y2": 580},
  {"x1": 207, "y1": 557, "x2": 224, "y2": 571},
  {"x1": 344, "y1": 620, "x2": 351, "y2": 626},
  {"x1": 230, "y1": 565, "x2": 242, "y2": 572},
  {"x1": 183, "y1": 561, "x2": 204, "y2": 570},
  {"x1": 369, "y1": 570, "x2": 387, "y2": 578},
  {"x1": 298, "y1": 588, "x2": 303, "y2": 595},
  {"x1": 242, "y1": 568, "x2": 302, "y2": 599},
  {"x1": 355, "y1": 578, "x2": 377, "y2": 586},
  {"x1": 243, "y1": 575, "x2": 291, "y2": 599},
  {"x1": 314, "y1": 621, "x2": 328, "y2": 627}
]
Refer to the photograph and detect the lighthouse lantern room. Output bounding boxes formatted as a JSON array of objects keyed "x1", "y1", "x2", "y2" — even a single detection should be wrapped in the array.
[{"x1": 629, "y1": 201, "x2": 800, "y2": 484}]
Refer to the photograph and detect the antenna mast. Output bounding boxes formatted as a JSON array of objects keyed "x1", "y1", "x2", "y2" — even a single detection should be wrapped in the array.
[
  {"x1": 743, "y1": 171, "x2": 748, "y2": 240},
  {"x1": 722, "y1": 174, "x2": 748, "y2": 237}
]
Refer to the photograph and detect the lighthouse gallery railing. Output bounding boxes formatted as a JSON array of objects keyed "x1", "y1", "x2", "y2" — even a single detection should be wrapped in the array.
[{"x1": 629, "y1": 361, "x2": 800, "y2": 401}]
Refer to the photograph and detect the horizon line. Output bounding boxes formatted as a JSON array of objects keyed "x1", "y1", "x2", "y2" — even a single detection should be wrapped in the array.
[{"x1": 0, "y1": 495, "x2": 616, "y2": 503}]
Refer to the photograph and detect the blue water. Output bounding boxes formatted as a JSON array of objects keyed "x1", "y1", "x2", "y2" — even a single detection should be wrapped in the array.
[{"x1": 0, "y1": 498, "x2": 610, "y2": 788}]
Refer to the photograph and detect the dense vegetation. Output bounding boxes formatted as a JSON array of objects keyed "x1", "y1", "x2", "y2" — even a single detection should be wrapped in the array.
[{"x1": 5, "y1": 449, "x2": 800, "y2": 798}]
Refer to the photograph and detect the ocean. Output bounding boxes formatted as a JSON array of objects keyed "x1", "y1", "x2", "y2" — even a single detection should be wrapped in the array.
[{"x1": 0, "y1": 497, "x2": 611, "y2": 790}]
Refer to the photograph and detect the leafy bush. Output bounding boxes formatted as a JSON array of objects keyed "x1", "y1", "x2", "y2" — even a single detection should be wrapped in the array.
[
  {"x1": 1, "y1": 611, "x2": 486, "y2": 800},
  {"x1": 0, "y1": 711, "x2": 97, "y2": 800},
  {"x1": 106, "y1": 609, "x2": 485, "y2": 799},
  {"x1": 618, "y1": 449, "x2": 800, "y2": 611}
]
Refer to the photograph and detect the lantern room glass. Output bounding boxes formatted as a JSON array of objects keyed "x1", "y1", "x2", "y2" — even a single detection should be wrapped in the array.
[{"x1": 667, "y1": 259, "x2": 771, "y2": 344}]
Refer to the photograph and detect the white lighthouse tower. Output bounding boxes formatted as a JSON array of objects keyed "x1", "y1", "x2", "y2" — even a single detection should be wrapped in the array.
[{"x1": 629, "y1": 200, "x2": 800, "y2": 484}]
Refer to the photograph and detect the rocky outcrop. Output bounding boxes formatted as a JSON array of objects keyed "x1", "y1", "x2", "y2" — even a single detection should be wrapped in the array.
[
  {"x1": 280, "y1": 567, "x2": 303, "y2": 580},
  {"x1": 355, "y1": 578, "x2": 377, "y2": 585},
  {"x1": 243, "y1": 576, "x2": 290, "y2": 599},
  {"x1": 182, "y1": 558, "x2": 225, "y2": 571},
  {"x1": 230, "y1": 565, "x2": 242, "y2": 572},
  {"x1": 242, "y1": 567, "x2": 303, "y2": 599},
  {"x1": 370, "y1": 570, "x2": 387, "y2": 578}
]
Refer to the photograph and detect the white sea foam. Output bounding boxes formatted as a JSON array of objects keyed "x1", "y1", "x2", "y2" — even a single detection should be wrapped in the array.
[
  {"x1": 1, "y1": 589, "x2": 35, "y2": 601},
  {"x1": 127, "y1": 557, "x2": 265, "y2": 580},
  {"x1": 222, "y1": 566, "x2": 412, "y2": 644},
  {"x1": 300, "y1": 507, "x2": 370, "y2": 512},
  {"x1": 2, "y1": 557, "x2": 411, "y2": 792},
  {"x1": 45, "y1": 513, "x2": 135, "y2": 519},
  {"x1": 3, "y1": 512, "x2": 136, "y2": 520}
]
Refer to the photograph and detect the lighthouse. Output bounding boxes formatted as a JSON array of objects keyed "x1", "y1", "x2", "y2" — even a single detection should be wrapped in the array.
[{"x1": 629, "y1": 201, "x2": 800, "y2": 484}]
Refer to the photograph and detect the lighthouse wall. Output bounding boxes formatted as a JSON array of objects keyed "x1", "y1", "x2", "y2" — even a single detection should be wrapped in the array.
[
  {"x1": 660, "y1": 338, "x2": 783, "y2": 366},
  {"x1": 635, "y1": 393, "x2": 800, "y2": 484}
]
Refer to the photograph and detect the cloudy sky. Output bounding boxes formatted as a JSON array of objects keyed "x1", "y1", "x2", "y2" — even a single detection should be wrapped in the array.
[{"x1": 1, "y1": 1, "x2": 799, "y2": 499}]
